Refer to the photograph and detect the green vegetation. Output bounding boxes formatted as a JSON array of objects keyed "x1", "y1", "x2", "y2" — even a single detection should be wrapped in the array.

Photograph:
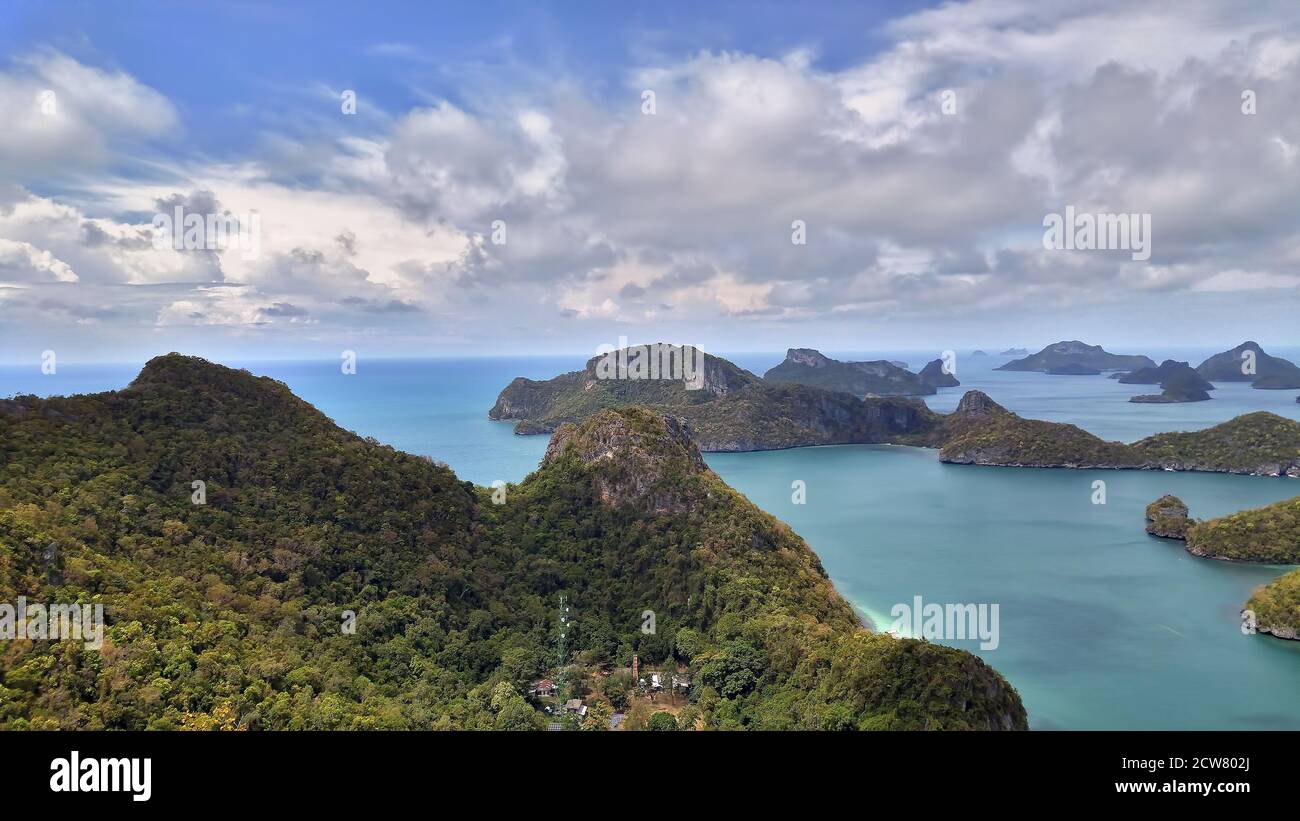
[
  {"x1": 491, "y1": 345, "x2": 940, "y2": 451},
  {"x1": 1144, "y1": 495, "x2": 1191, "y2": 539},
  {"x1": 1136, "y1": 492, "x2": 1299, "y2": 642},
  {"x1": 931, "y1": 391, "x2": 1142, "y2": 468},
  {"x1": 762, "y1": 348, "x2": 934, "y2": 396},
  {"x1": 1246, "y1": 570, "x2": 1300, "y2": 641},
  {"x1": 1131, "y1": 412, "x2": 1300, "y2": 476},
  {"x1": 932, "y1": 394, "x2": 1298, "y2": 475},
  {"x1": 494, "y1": 349, "x2": 1300, "y2": 476},
  {"x1": 1184, "y1": 496, "x2": 1300, "y2": 563},
  {"x1": 0, "y1": 355, "x2": 1026, "y2": 730}
]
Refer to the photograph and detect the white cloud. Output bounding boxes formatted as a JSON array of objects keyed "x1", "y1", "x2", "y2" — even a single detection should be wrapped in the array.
[
  {"x1": 5, "y1": 5, "x2": 1300, "y2": 358},
  {"x1": 0, "y1": 51, "x2": 177, "y2": 179},
  {"x1": 0, "y1": 238, "x2": 78, "y2": 283}
]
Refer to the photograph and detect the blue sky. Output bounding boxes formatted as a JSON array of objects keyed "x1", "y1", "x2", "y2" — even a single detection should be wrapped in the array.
[
  {"x1": 0, "y1": 0, "x2": 918, "y2": 163},
  {"x1": 1, "y1": 0, "x2": 1299, "y2": 363}
]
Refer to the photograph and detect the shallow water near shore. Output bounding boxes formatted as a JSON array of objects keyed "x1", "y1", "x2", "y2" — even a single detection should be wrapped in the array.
[{"x1": 5, "y1": 349, "x2": 1299, "y2": 729}]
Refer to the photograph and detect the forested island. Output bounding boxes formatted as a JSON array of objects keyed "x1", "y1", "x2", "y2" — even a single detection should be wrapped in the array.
[
  {"x1": 0, "y1": 354, "x2": 1026, "y2": 730},
  {"x1": 996, "y1": 341, "x2": 1155, "y2": 373},
  {"x1": 1141, "y1": 493, "x2": 1300, "y2": 641},
  {"x1": 493, "y1": 346, "x2": 1300, "y2": 477},
  {"x1": 762, "y1": 348, "x2": 937, "y2": 396}
]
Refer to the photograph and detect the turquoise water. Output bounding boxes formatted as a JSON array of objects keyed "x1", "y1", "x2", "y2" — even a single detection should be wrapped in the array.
[
  {"x1": 4, "y1": 349, "x2": 1299, "y2": 728},
  {"x1": 707, "y1": 445, "x2": 1300, "y2": 729}
]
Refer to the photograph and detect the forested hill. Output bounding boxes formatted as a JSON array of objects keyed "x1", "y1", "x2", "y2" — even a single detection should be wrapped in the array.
[{"x1": 0, "y1": 354, "x2": 1026, "y2": 730}]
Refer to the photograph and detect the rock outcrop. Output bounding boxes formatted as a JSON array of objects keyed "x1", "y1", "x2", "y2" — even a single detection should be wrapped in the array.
[
  {"x1": 1144, "y1": 495, "x2": 1191, "y2": 539},
  {"x1": 1246, "y1": 569, "x2": 1300, "y2": 641},
  {"x1": 918, "y1": 358, "x2": 960, "y2": 389}
]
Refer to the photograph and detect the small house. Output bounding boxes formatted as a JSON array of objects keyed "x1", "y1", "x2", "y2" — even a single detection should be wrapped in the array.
[{"x1": 529, "y1": 679, "x2": 557, "y2": 697}]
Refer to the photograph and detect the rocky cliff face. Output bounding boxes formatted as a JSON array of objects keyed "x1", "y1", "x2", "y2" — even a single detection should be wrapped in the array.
[
  {"x1": 1247, "y1": 569, "x2": 1300, "y2": 641},
  {"x1": 543, "y1": 408, "x2": 707, "y2": 512},
  {"x1": 1145, "y1": 495, "x2": 1192, "y2": 539},
  {"x1": 918, "y1": 358, "x2": 960, "y2": 388}
]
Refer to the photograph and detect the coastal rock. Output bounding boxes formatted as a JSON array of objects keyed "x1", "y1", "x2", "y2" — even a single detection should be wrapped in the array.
[
  {"x1": 1144, "y1": 495, "x2": 1191, "y2": 539},
  {"x1": 953, "y1": 389, "x2": 1003, "y2": 419},
  {"x1": 1246, "y1": 569, "x2": 1300, "y2": 641},
  {"x1": 1130, "y1": 412, "x2": 1300, "y2": 477},
  {"x1": 543, "y1": 408, "x2": 707, "y2": 512},
  {"x1": 918, "y1": 358, "x2": 960, "y2": 388}
]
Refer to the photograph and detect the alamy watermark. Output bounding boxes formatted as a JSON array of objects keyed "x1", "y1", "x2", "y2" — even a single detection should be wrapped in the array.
[
  {"x1": 50, "y1": 751, "x2": 151, "y2": 802},
  {"x1": 889, "y1": 595, "x2": 1000, "y2": 650},
  {"x1": 593, "y1": 338, "x2": 706, "y2": 390},
  {"x1": 1043, "y1": 206, "x2": 1151, "y2": 261},
  {"x1": 152, "y1": 205, "x2": 261, "y2": 260},
  {"x1": 1, "y1": 597, "x2": 104, "y2": 650}
]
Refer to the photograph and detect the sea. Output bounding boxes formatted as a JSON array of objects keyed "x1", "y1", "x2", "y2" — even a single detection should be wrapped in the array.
[{"x1": 4, "y1": 345, "x2": 1299, "y2": 730}]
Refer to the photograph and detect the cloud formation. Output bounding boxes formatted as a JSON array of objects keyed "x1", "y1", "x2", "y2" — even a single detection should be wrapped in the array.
[{"x1": 2, "y1": 0, "x2": 1299, "y2": 360}]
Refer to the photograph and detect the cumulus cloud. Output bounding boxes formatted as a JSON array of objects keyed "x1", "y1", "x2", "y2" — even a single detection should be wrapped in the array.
[
  {"x1": 3, "y1": 3, "x2": 1300, "y2": 358},
  {"x1": 0, "y1": 51, "x2": 177, "y2": 179}
]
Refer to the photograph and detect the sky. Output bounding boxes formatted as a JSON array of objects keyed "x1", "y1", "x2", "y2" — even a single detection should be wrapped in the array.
[{"x1": 1, "y1": 0, "x2": 1299, "y2": 363}]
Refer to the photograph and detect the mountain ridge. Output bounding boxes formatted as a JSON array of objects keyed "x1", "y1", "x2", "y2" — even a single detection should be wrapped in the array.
[{"x1": 0, "y1": 354, "x2": 1027, "y2": 730}]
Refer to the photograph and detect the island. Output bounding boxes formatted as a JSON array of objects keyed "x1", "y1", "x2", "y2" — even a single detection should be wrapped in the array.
[
  {"x1": 1184, "y1": 496, "x2": 1300, "y2": 564},
  {"x1": 1125, "y1": 363, "x2": 1215, "y2": 403},
  {"x1": 1140, "y1": 492, "x2": 1300, "y2": 642},
  {"x1": 1246, "y1": 570, "x2": 1300, "y2": 641},
  {"x1": 762, "y1": 348, "x2": 935, "y2": 396},
  {"x1": 1196, "y1": 341, "x2": 1300, "y2": 389},
  {"x1": 491, "y1": 345, "x2": 941, "y2": 451},
  {"x1": 494, "y1": 346, "x2": 1300, "y2": 476},
  {"x1": 0, "y1": 354, "x2": 1028, "y2": 730},
  {"x1": 918, "y1": 358, "x2": 960, "y2": 389},
  {"x1": 999, "y1": 348, "x2": 1029, "y2": 356},
  {"x1": 996, "y1": 340, "x2": 1155, "y2": 373},
  {"x1": 1144, "y1": 495, "x2": 1192, "y2": 539}
]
